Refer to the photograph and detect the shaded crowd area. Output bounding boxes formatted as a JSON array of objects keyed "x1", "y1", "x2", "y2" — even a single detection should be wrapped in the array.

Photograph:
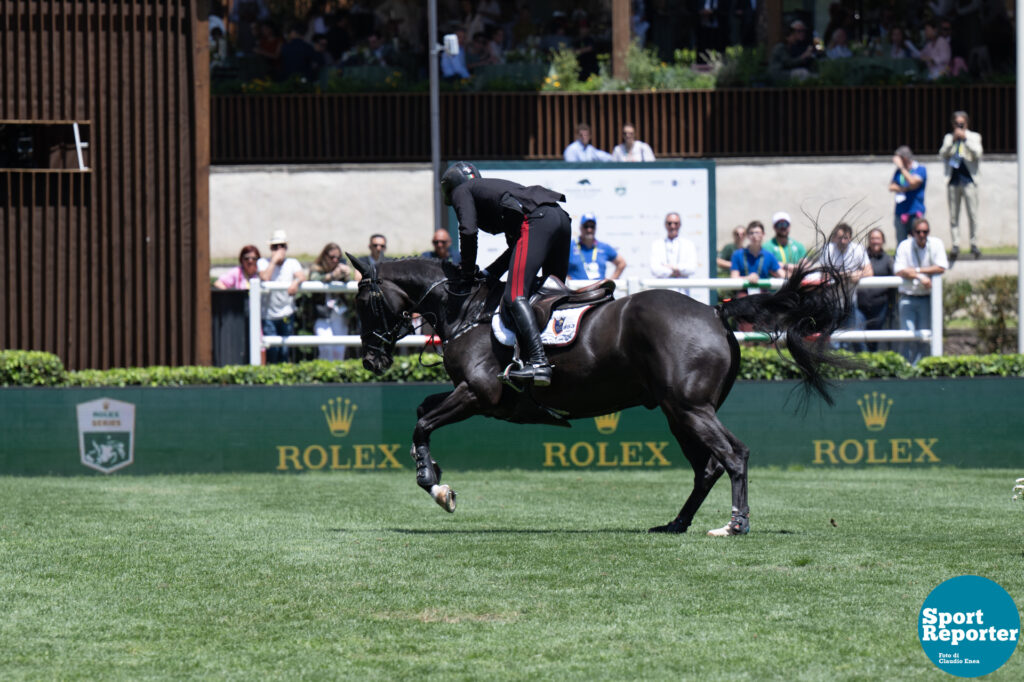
[{"x1": 208, "y1": 0, "x2": 1016, "y2": 93}]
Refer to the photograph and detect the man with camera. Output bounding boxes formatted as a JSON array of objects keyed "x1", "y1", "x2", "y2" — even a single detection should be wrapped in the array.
[{"x1": 939, "y1": 110, "x2": 983, "y2": 262}]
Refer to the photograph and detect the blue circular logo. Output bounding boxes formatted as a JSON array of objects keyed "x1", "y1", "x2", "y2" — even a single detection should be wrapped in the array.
[{"x1": 919, "y1": 575, "x2": 1020, "y2": 677}]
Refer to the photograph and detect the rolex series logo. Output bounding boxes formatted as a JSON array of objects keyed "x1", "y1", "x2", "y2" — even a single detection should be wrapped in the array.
[
  {"x1": 322, "y1": 397, "x2": 358, "y2": 437},
  {"x1": 594, "y1": 412, "x2": 621, "y2": 435},
  {"x1": 857, "y1": 392, "x2": 893, "y2": 431}
]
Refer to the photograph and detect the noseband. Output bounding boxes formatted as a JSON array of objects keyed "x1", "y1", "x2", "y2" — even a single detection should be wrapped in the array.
[{"x1": 358, "y1": 274, "x2": 446, "y2": 357}]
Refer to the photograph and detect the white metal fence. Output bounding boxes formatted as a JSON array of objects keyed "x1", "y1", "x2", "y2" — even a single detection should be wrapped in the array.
[{"x1": 246, "y1": 275, "x2": 942, "y2": 366}]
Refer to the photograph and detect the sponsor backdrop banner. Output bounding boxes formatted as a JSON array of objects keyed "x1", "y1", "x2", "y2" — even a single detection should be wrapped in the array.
[
  {"x1": 0, "y1": 379, "x2": 1019, "y2": 475},
  {"x1": 460, "y1": 161, "x2": 717, "y2": 304}
]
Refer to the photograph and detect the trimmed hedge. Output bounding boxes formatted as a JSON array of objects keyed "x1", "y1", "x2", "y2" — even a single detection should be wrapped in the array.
[{"x1": 3, "y1": 349, "x2": 1024, "y2": 388}]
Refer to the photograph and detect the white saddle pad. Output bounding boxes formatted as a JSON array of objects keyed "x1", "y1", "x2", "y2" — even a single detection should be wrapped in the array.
[{"x1": 491, "y1": 306, "x2": 592, "y2": 347}]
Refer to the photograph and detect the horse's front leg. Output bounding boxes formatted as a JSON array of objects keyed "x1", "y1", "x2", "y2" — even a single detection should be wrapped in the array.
[{"x1": 411, "y1": 382, "x2": 481, "y2": 513}]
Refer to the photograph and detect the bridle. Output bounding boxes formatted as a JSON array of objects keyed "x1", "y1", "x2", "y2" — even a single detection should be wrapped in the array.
[{"x1": 357, "y1": 271, "x2": 447, "y2": 359}]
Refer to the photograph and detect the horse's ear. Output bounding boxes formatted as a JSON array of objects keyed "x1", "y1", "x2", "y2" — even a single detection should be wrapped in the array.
[{"x1": 347, "y1": 252, "x2": 369, "y2": 277}]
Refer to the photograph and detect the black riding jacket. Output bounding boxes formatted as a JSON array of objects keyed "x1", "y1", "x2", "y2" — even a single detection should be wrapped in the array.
[{"x1": 449, "y1": 178, "x2": 565, "y2": 278}]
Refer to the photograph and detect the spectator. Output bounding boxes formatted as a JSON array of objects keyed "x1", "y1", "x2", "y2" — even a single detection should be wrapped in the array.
[
  {"x1": 421, "y1": 229, "x2": 460, "y2": 265},
  {"x1": 939, "y1": 110, "x2": 983, "y2": 261},
  {"x1": 308, "y1": 242, "x2": 354, "y2": 362},
  {"x1": 730, "y1": 220, "x2": 783, "y2": 285},
  {"x1": 280, "y1": 22, "x2": 325, "y2": 81},
  {"x1": 487, "y1": 26, "x2": 506, "y2": 64},
  {"x1": 304, "y1": 1, "x2": 332, "y2": 42},
  {"x1": 857, "y1": 228, "x2": 895, "y2": 351},
  {"x1": 764, "y1": 211, "x2": 807, "y2": 275},
  {"x1": 889, "y1": 145, "x2": 927, "y2": 244},
  {"x1": 441, "y1": 25, "x2": 471, "y2": 80},
  {"x1": 209, "y1": 1, "x2": 227, "y2": 45},
  {"x1": 466, "y1": 31, "x2": 495, "y2": 71},
  {"x1": 574, "y1": 21, "x2": 598, "y2": 80},
  {"x1": 229, "y1": 0, "x2": 270, "y2": 55},
  {"x1": 826, "y1": 27, "x2": 853, "y2": 59},
  {"x1": 567, "y1": 213, "x2": 626, "y2": 282},
  {"x1": 696, "y1": 0, "x2": 728, "y2": 59},
  {"x1": 820, "y1": 223, "x2": 873, "y2": 352},
  {"x1": 214, "y1": 245, "x2": 261, "y2": 290},
  {"x1": 886, "y1": 25, "x2": 921, "y2": 59},
  {"x1": 769, "y1": 20, "x2": 817, "y2": 82},
  {"x1": 253, "y1": 20, "x2": 284, "y2": 76},
  {"x1": 919, "y1": 18, "x2": 951, "y2": 79},
  {"x1": 326, "y1": 10, "x2": 354, "y2": 63},
  {"x1": 733, "y1": 0, "x2": 761, "y2": 48},
  {"x1": 611, "y1": 123, "x2": 656, "y2": 162},
  {"x1": 563, "y1": 122, "x2": 612, "y2": 162},
  {"x1": 650, "y1": 212, "x2": 698, "y2": 296},
  {"x1": 717, "y1": 225, "x2": 746, "y2": 277},
  {"x1": 893, "y1": 217, "x2": 948, "y2": 364},
  {"x1": 459, "y1": 0, "x2": 486, "y2": 43},
  {"x1": 363, "y1": 233, "x2": 390, "y2": 269},
  {"x1": 540, "y1": 13, "x2": 571, "y2": 53},
  {"x1": 258, "y1": 230, "x2": 307, "y2": 364}
]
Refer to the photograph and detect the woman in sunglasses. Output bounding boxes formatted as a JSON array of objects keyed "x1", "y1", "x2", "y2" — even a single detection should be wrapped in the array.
[{"x1": 213, "y1": 244, "x2": 261, "y2": 290}]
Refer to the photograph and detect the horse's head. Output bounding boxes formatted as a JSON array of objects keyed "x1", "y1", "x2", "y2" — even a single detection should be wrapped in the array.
[{"x1": 348, "y1": 254, "x2": 414, "y2": 374}]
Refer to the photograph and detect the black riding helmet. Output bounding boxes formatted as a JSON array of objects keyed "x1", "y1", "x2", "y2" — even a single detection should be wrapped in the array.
[{"x1": 440, "y1": 161, "x2": 481, "y2": 205}]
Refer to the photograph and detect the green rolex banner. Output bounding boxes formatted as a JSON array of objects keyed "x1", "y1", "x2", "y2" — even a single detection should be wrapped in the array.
[{"x1": 0, "y1": 379, "x2": 1020, "y2": 475}]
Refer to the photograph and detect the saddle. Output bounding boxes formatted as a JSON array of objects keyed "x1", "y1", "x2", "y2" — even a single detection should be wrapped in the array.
[{"x1": 526, "y1": 276, "x2": 615, "y2": 326}]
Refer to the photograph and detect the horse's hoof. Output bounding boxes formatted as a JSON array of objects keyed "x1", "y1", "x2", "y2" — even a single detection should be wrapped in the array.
[
  {"x1": 430, "y1": 484, "x2": 457, "y2": 513},
  {"x1": 649, "y1": 522, "x2": 687, "y2": 534},
  {"x1": 707, "y1": 513, "x2": 750, "y2": 537}
]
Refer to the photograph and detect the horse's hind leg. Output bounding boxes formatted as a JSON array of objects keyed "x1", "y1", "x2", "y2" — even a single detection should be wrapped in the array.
[
  {"x1": 649, "y1": 455, "x2": 725, "y2": 534},
  {"x1": 652, "y1": 403, "x2": 750, "y2": 536}
]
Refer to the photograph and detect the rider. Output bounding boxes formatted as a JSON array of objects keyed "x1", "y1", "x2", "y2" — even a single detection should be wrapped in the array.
[{"x1": 440, "y1": 161, "x2": 572, "y2": 387}]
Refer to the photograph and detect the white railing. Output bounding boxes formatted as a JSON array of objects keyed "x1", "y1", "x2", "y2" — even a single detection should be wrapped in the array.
[{"x1": 246, "y1": 275, "x2": 942, "y2": 365}]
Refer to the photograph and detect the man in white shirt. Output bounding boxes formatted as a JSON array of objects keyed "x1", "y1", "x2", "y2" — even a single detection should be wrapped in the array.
[
  {"x1": 893, "y1": 217, "x2": 948, "y2": 364},
  {"x1": 563, "y1": 122, "x2": 612, "y2": 162},
  {"x1": 258, "y1": 229, "x2": 307, "y2": 364},
  {"x1": 650, "y1": 212, "x2": 698, "y2": 296},
  {"x1": 611, "y1": 123, "x2": 656, "y2": 162},
  {"x1": 819, "y1": 222, "x2": 873, "y2": 351}
]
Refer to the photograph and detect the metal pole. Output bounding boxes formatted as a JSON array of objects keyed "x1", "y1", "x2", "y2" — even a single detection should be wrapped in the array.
[
  {"x1": 249, "y1": 278, "x2": 262, "y2": 366},
  {"x1": 428, "y1": 0, "x2": 442, "y2": 233},
  {"x1": 1017, "y1": 0, "x2": 1024, "y2": 353}
]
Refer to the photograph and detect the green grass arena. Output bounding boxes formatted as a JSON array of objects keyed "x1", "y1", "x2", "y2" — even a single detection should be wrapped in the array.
[{"x1": 1, "y1": 468, "x2": 1021, "y2": 680}]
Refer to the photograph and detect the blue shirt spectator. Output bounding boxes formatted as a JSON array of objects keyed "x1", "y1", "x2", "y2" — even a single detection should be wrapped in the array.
[
  {"x1": 441, "y1": 28, "x2": 471, "y2": 80},
  {"x1": 889, "y1": 145, "x2": 928, "y2": 243},
  {"x1": 566, "y1": 213, "x2": 626, "y2": 281}
]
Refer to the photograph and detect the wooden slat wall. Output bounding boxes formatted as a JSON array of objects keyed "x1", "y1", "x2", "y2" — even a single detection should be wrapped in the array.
[
  {"x1": 211, "y1": 85, "x2": 1015, "y2": 163},
  {"x1": 1, "y1": 1, "x2": 209, "y2": 370}
]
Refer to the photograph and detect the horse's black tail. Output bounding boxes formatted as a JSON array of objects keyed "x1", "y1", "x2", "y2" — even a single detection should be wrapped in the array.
[{"x1": 717, "y1": 257, "x2": 855, "y2": 406}]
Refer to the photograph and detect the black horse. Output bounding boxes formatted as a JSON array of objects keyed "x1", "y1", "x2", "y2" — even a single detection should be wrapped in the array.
[{"x1": 347, "y1": 254, "x2": 851, "y2": 536}]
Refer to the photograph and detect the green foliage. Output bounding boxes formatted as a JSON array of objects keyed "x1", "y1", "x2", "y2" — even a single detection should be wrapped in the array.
[
  {"x1": 0, "y1": 350, "x2": 67, "y2": 386},
  {"x1": 942, "y1": 275, "x2": 1019, "y2": 353},
  {"x1": 3, "y1": 346, "x2": 1024, "y2": 388}
]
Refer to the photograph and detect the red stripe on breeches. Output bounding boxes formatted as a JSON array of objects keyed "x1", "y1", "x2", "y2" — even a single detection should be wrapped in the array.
[{"x1": 509, "y1": 217, "x2": 530, "y2": 299}]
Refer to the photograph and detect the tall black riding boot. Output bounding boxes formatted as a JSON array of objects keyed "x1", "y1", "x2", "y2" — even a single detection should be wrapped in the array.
[{"x1": 505, "y1": 296, "x2": 552, "y2": 387}]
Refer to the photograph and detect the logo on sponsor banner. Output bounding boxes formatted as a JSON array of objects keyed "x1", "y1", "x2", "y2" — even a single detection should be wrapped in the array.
[
  {"x1": 544, "y1": 409, "x2": 672, "y2": 468},
  {"x1": 77, "y1": 398, "x2": 135, "y2": 473},
  {"x1": 857, "y1": 391, "x2": 893, "y2": 431},
  {"x1": 577, "y1": 178, "x2": 591, "y2": 185},
  {"x1": 322, "y1": 397, "x2": 357, "y2": 437},
  {"x1": 594, "y1": 412, "x2": 621, "y2": 434},
  {"x1": 275, "y1": 395, "x2": 402, "y2": 471},
  {"x1": 812, "y1": 392, "x2": 939, "y2": 465},
  {"x1": 614, "y1": 183, "x2": 626, "y2": 196}
]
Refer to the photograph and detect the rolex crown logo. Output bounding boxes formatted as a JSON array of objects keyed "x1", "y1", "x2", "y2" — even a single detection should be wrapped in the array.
[
  {"x1": 857, "y1": 392, "x2": 892, "y2": 431},
  {"x1": 322, "y1": 397, "x2": 358, "y2": 437},
  {"x1": 594, "y1": 411, "x2": 621, "y2": 435}
]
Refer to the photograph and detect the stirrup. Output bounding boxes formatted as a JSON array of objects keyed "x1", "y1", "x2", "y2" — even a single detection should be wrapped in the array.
[{"x1": 499, "y1": 360, "x2": 527, "y2": 392}]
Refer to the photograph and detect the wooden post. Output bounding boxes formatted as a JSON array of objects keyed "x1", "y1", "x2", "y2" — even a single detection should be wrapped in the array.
[{"x1": 612, "y1": 0, "x2": 630, "y2": 82}]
